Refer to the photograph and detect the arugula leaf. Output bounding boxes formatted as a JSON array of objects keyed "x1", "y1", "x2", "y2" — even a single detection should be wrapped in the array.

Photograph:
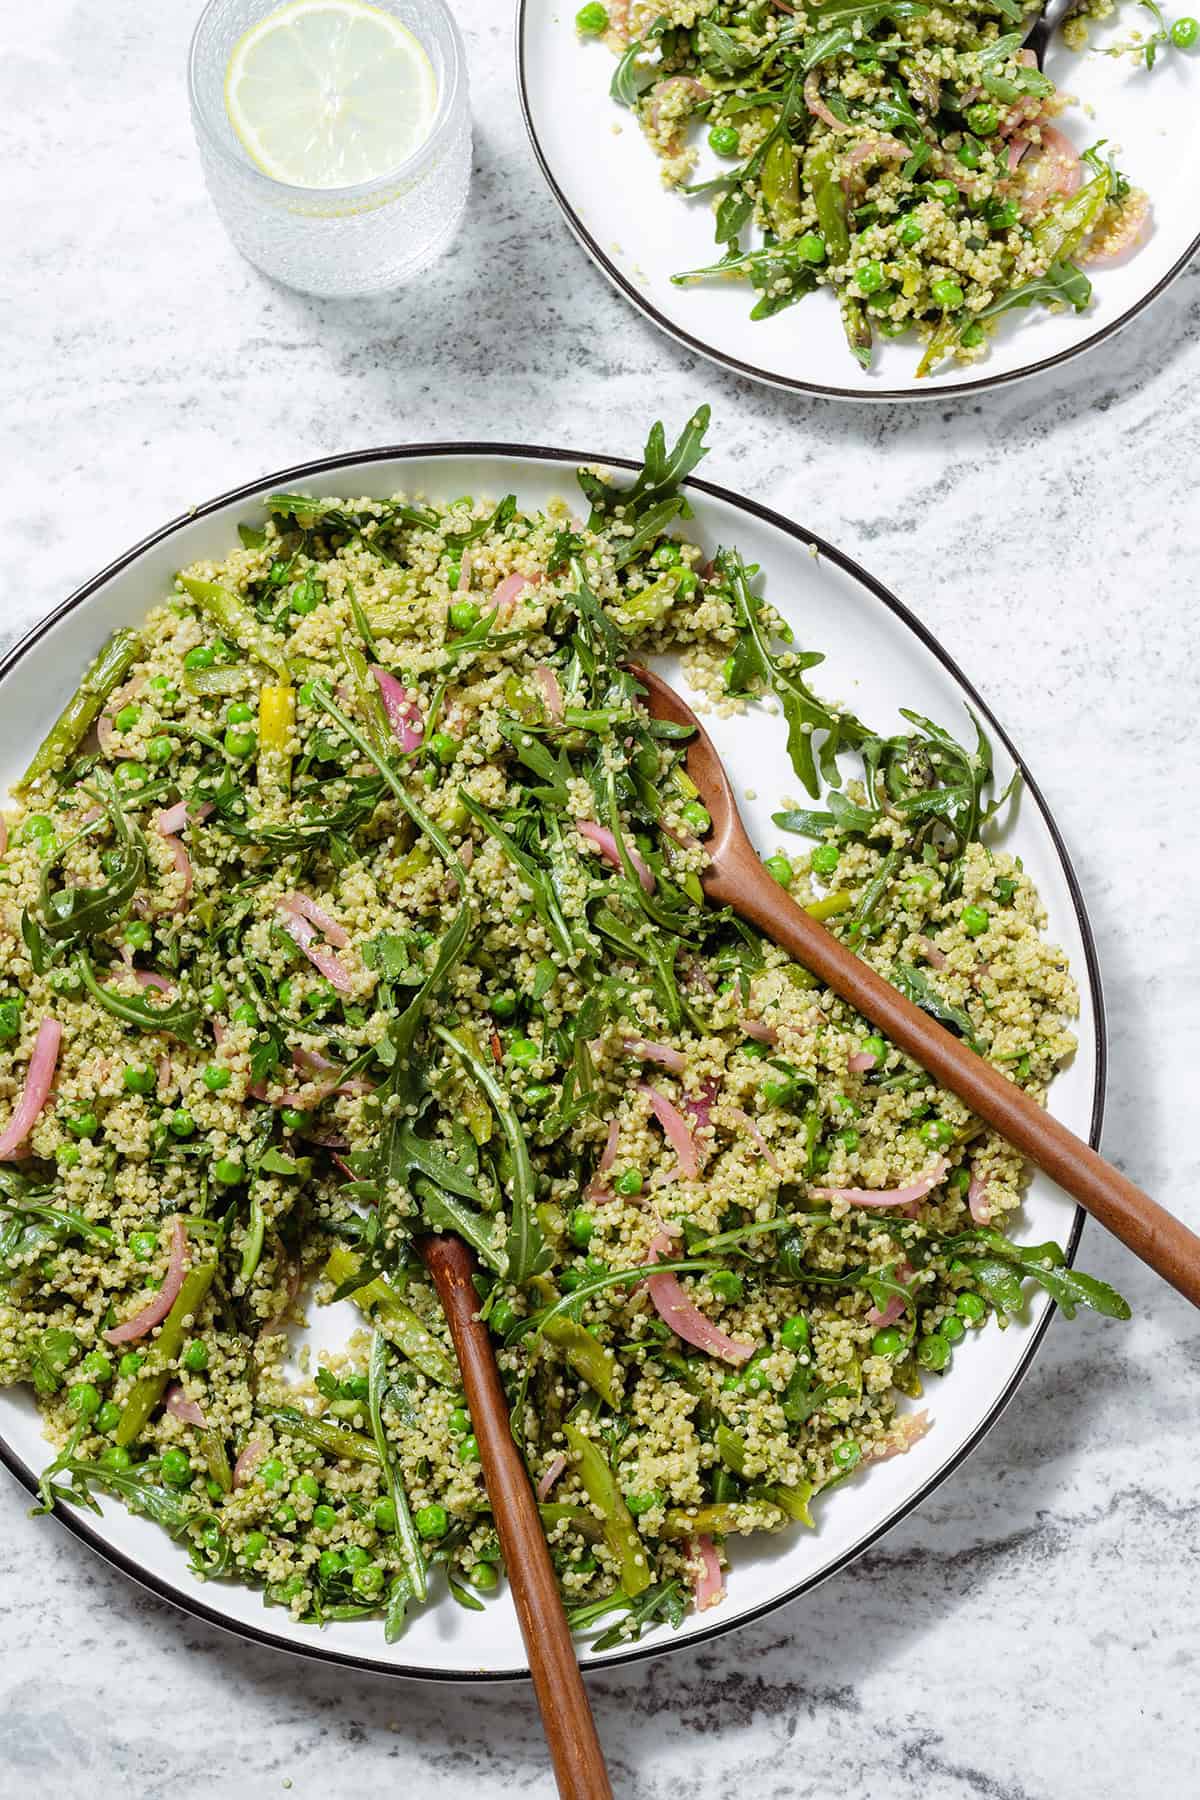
[
  {"x1": 382, "y1": 904, "x2": 474, "y2": 1087},
  {"x1": 30, "y1": 1327, "x2": 76, "y2": 1396},
  {"x1": 443, "y1": 495, "x2": 517, "y2": 553},
  {"x1": 368, "y1": 1329, "x2": 427, "y2": 1602},
  {"x1": 73, "y1": 951, "x2": 206, "y2": 1050},
  {"x1": 977, "y1": 260, "x2": 1091, "y2": 321},
  {"x1": 892, "y1": 960, "x2": 982, "y2": 1053}
]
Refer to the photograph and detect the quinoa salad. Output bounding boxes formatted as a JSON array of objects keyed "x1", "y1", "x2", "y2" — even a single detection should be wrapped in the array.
[
  {"x1": 575, "y1": 0, "x2": 1156, "y2": 374},
  {"x1": 0, "y1": 411, "x2": 1128, "y2": 1652}
]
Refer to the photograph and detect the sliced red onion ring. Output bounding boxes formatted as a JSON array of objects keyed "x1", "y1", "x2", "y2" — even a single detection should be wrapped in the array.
[
  {"x1": 916, "y1": 936, "x2": 946, "y2": 969},
  {"x1": 233, "y1": 1437, "x2": 267, "y2": 1488},
  {"x1": 805, "y1": 69, "x2": 850, "y2": 133},
  {"x1": 536, "y1": 1454, "x2": 567, "y2": 1502},
  {"x1": 621, "y1": 1036, "x2": 687, "y2": 1074},
  {"x1": 847, "y1": 1049, "x2": 876, "y2": 1074},
  {"x1": 492, "y1": 571, "x2": 542, "y2": 616},
  {"x1": 690, "y1": 1534, "x2": 725, "y2": 1611},
  {"x1": 160, "y1": 834, "x2": 193, "y2": 916},
  {"x1": 577, "y1": 820, "x2": 655, "y2": 894},
  {"x1": 812, "y1": 1157, "x2": 948, "y2": 1212},
  {"x1": 586, "y1": 1119, "x2": 621, "y2": 1202},
  {"x1": 967, "y1": 1173, "x2": 993, "y2": 1224},
  {"x1": 532, "y1": 665, "x2": 564, "y2": 721},
  {"x1": 645, "y1": 1232, "x2": 754, "y2": 1364},
  {"x1": 864, "y1": 1409, "x2": 932, "y2": 1464},
  {"x1": 867, "y1": 1258, "x2": 913, "y2": 1327},
  {"x1": 639, "y1": 1082, "x2": 700, "y2": 1178},
  {"x1": 104, "y1": 1217, "x2": 189, "y2": 1344},
  {"x1": 155, "y1": 800, "x2": 213, "y2": 837},
  {"x1": 371, "y1": 666, "x2": 424, "y2": 752},
  {"x1": 279, "y1": 892, "x2": 350, "y2": 948},
  {"x1": 741, "y1": 1018, "x2": 778, "y2": 1046},
  {"x1": 277, "y1": 901, "x2": 353, "y2": 993},
  {"x1": 0, "y1": 1018, "x2": 62, "y2": 1161},
  {"x1": 164, "y1": 1381, "x2": 207, "y2": 1427}
]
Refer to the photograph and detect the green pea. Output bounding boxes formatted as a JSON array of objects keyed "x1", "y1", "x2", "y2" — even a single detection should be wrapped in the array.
[
  {"x1": 710, "y1": 1269, "x2": 743, "y2": 1303},
  {"x1": 213, "y1": 1157, "x2": 244, "y2": 1185},
  {"x1": 762, "y1": 1075, "x2": 797, "y2": 1108},
  {"x1": 226, "y1": 701, "x2": 254, "y2": 725},
  {"x1": 458, "y1": 1433, "x2": 480, "y2": 1462},
  {"x1": 313, "y1": 1504, "x2": 337, "y2": 1531},
  {"x1": 941, "y1": 1313, "x2": 966, "y2": 1344},
  {"x1": 871, "y1": 1326, "x2": 905, "y2": 1357},
  {"x1": 568, "y1": 1208, "x2": 594, "y2": 1248},
  {"x1": 80, "y1": 1349, "x2": 113, "y2": 1385},
  {"x1": 52, "y1": 1371, "x2": 93, "y2": 1438},
  {"x1": 763, "y1": 853, "x2": 793, "y2": 888},
  {"x1": 289, "y1": 584, "x2": 320, "y2": 617},
  {"x1": 67, "y1": 1112, "x2": 99, "y2": 1140},
  {"x1": 318, "y1": 1549, "x2": 344, "y2": 1580},
  {"x1": 832, "y1": 1440, "x2": 861, "y2": 1470},
  {"x1": 273, "y1": 1503, "x2": 297, "y2": 1529},
  {"x1": 0, "y1": 1000, "x2": 21, "y2": 1042},
  {"x1": 366, "y1": 1494, "x2": 395, "y2": 1532},
  {"x1": 919, "y1": 1118, "x2": 955, "y2": 1148},
  {"x1": 230, "y1": 1002, "x2": 258, "y2": 1028},
  {"x1": 966, "y1": 101, "x2": 999, "y2": 135},
  {"x1": 95, "y1": 1400, "x2": 122, "y2": 1433},
  {"x1": 651, "y1": 541, "x2": 681, "y2": 570},
  {"x1": 428, "y1": 730, "x2": 458, "y2": 766},
  {"x1": 56, "y1": 1144, "x2": 81, "y2": 1169},
  {"x1": 1172, "y1": 13, "x2": 1199, "y2": 43},
  {"x1": 184, "y1": 645, "x2": 216, "y2": 670},
  {"x1": 353, "y1": 1563, "x2": 384, "y2": 1598},
  {"x1": 917, "y1": 1332, "x2": 951, "y2": 1371},
  {"x1": 624, "y1": 1489, "x2": 663, "y2": 1516},
  {"x1": 931, "y1": 277, "x2": 965, "y2": 309},
  {"x1": 675, "y1": 569, "x2": 699, "y2": 596},
  {"x1": 122, "y1": 921, "x2": 151, "y2": 953},
  {"x1": 113, "y1": 761, "x2": 148, "y2": 790},
  {"x1": 509, "y1": 1036, "x2": 538, "y2": 1068},
  {"x1": 524, "y1": 1081, "x2": 555, "y2": 1110},
  {"x1": 899, "y1": 213, "x2": 923, "y2": 246},
  {"x1": 780, "y1": 1314, "x2": 809, "y2": 1353},
  {"x1": 145, "y1": 735, "x2": 173, "y2": 765},
  {"x1": 490, "y1": 1296, "x2": 517, "y2": 1335},
  {"x1": 721, "y1": 1371, "x2": 743, "y2": 1393},
  {"x1": 448, "y1": 1406, "x2": 472, "y2": 1438},
  {"x1": 929, "y1": 178, "x2": 958, "y2": 205},
  {"x1": 491, "y1": 991, "x2": 518, "y2": 1021},
  {"x1": 148, "y1": 675, "x2": 176, "y2": 698},
  {"x1": 259, "y1": 1457, "x2": 286, "y2": 1489},
  {"x1": 201, "y1": 1064, "x2": 230, "y2": 1093},
  {"x1": 129, "y1": 1230, "x2": 159, "y2": 1262},
  {"x1": 855, "y1": 261, "x2": 884, "y2": 294},
  {"x1": 99, "y1": 1444, "x2": 132, "y2": 1471},
  {"x1": 986, "y1": 198, "x2": 1019, "y2": 231},
  {"x1": 811, "y1": 843, "x2": 839, "y2": 875},
  {"x1": 949, "y1": 1165, "x2": 971, "y2": 1194},
  {"x1": 961, "y1": 903, "x2": 989, "y2": 937},
  {"x1": 298, "y1": 681, "x2": 317, "y2": 707},
  {"x1": 614, "y1": 1168, "x2": 643, "y2": 1197},
  {"x1": 837, "y1": 1127, "x2": 860, "y2": 1152},
  {"x1": 169, "y1": 1109, "x2": 196, "y2": 1139},
  {"x1": 708, "y1": 123, "x2": 739, "y2": 156},
  {"x1": 114, "y1": 704, "x2": 140, "y2": 731},
  {"x1": 276, "y1": 978, "x2": 295, "y2": 1008},
  {"x1": 415, "y1": 1503, "x2": 448, "y2": 1539},
  {"x1": 956, "y1": 1291, "x2": 987, "y2": 1324},
  {"x1": 122, "y1": 1064, "x2": 155, "y2": 1096},
  {"x1": 797, "y1": 231, "x2": 826, "y2": 263},
  {"x1": 469, "y1": 1560, "x2": 500, "y2": 1591},
  {"x1": 343, "y1": 1544, "x2": 369, "y2": 1569},
  {"x1": 240, "y1": 1530, "x2": 268, "y2": 1565},
  {"x1": 956, "y1": 137, "x2": 982, "y2": 170},
  {"x1": 160, "y1": 1447, "x2": 193, "y2": 1488},
  {"x1": 183, "y1": 1339, "x2": 209, "y2": 1373},
  {"x1": 681, "y1": 800, "x2": 711, "y2": 834},
  {"x1": 224, "y1": 728, "x2": 256, "y2": 759},
  {"x1": 118, "y1": 1351, "x2": 145, "y2": 1379}
]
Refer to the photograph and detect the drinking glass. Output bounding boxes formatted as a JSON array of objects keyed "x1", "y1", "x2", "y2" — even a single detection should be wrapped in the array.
[{"x1": 188, "y1": 0, "x2": 471, "y2": 297}]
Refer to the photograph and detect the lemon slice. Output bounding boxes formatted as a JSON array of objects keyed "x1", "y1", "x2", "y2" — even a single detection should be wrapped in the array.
[{"x1": 225, "y1": 0, "x2": 438, "y2": 190}]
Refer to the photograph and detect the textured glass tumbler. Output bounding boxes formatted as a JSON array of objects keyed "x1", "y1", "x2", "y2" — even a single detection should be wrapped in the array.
[{"x1": 188, "y1": 0, "x2": 471, "y2": 297}]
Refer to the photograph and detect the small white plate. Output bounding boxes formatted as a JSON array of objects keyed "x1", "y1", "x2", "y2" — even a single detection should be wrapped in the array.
[
  {"x1": 0, "y1": 444, "x2": 1102, "y2": 1678},
  {"x1": 518, "y1": 5, "x2": 1199, "y2": 400}
]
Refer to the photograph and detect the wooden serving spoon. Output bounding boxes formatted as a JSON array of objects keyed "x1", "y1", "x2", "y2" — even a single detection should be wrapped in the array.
[
  {"x1": 420, "y1": 1235, "x2": 613, "y2": 1800},
  {"x1": 632, "y1": 664, "x2": 1200, "y2": 1310}
]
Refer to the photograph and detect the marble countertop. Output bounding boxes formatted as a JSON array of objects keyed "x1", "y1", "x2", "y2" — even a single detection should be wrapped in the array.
[{"x1": 3, "y1": 2, "x2": 1199, "y2": 1794}]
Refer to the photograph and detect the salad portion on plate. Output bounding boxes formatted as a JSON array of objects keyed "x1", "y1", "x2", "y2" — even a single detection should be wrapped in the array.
[
  {"x1": 0, "y1": 410, "x2": 1127, "y2": 1661},
  {"x1": 583, "y1": 0, "x2": 1157, "y2": 375}
]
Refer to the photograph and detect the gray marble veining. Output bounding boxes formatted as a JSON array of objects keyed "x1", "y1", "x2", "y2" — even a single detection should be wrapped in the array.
[{"x1": 2, "y1": 2, "x2": 1199, "y2": 1795}]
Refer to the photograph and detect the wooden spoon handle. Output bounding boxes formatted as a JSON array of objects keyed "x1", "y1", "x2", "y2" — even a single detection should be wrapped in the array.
[
  {"x1": 712, "y1": 834, "x2": 1200, "y2": 1309},
  {"x1": 420, "y1": 1236, "x2": 613, "y2": 1800}
]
